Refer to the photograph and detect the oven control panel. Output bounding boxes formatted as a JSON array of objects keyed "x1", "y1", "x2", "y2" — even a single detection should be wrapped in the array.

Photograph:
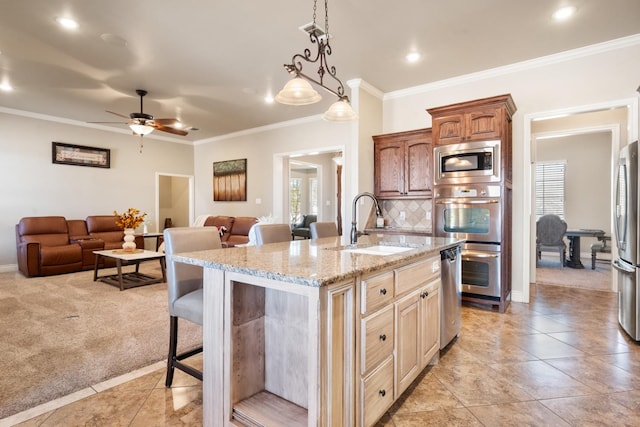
[{"x1": 434, "y1": 184, "x2": 501, "y2": 199}]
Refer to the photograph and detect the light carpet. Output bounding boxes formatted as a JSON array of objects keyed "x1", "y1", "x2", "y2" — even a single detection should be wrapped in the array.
[
  {"x1": 535, "y1": 255, "x2": 613, "y2": 292},
  {"x1": 0, "y1": 265, "x2": 201, "y2": 419}
]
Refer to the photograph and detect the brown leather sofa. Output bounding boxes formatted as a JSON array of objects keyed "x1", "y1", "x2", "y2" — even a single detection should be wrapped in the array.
[
  {"x1": 15, "y1": 215, "x2": 145, "y2": 277},
  {"x1": 203, "y1": 216, "x2": 258, "y2": 247}
]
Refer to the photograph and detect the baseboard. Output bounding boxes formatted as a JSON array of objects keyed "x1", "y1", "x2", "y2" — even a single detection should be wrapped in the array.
[
  {"x1": 0, "y1": 264, "x2": 18, "y2": 273},
  {"x1": 511, "y1": 290, "x2": 525, "y2": 303}
]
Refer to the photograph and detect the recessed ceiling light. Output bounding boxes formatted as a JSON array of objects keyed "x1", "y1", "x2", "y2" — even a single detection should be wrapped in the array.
[
  {"x1": 56, "y1": 16, "x2": 79, "y2": 30},
  {"x1": 264, "y1": 94, "x2": 275, "y2": 104},
  {"x1": 552, "y1": 6, "x2": 577, "y2": 21},
  {"x1": 406, "y1": 52, "x2": 421, "y2": 63},
  {"x1": 0, "y1": 82, "x2": 13, "y2": 92}
]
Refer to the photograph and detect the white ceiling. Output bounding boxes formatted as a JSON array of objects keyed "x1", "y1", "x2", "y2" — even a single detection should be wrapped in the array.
[{"x1": 0, "y1": 0, "x2": 639, "y2": 142}]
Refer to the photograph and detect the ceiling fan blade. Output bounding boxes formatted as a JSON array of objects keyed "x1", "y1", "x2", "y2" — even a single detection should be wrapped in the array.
[
  {"x1": 106, "y1": 110, "x2": 130, "y2": 119},
  {"x1": 154, "y1": 124, "x2": 188, "y2": 136},
  {"x1": 88, "y1": 121, "x2": 127, "y2": 124},
  {"x1": 153, "y1": 118, "x2": 179, "y2": 126}
]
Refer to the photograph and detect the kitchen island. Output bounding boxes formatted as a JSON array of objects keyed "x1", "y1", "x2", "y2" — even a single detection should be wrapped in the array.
[{"x1": 169, "y1": 234, "x2": 462, "y2": 427}]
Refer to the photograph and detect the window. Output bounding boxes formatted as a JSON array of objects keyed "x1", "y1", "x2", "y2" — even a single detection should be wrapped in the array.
[
  {"x1": 290, "y1": 178, "x2": 302, "y2": 224},
  {"x1": 309, "y1": 178, "x2": 318, "y2": 215},
  {"x1": 535, "y1": 161, "x2": 566, "y2": 220}
]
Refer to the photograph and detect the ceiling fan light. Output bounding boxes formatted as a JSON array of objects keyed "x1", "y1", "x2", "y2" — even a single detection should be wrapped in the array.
[
  {"x1": 129, "y1": 123, "x2": 154, "y2": 136},
  {"x1": 275, "y1": 77, "x2": 322, "y2": 105},
  {"x1": 323, "y1": 99, "x2": 358, "y2": 121}
]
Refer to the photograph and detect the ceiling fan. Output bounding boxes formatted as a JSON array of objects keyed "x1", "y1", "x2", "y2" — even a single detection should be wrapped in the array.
[{"x1": 90, "y1": 89, "x2": 189, "y2": 137}]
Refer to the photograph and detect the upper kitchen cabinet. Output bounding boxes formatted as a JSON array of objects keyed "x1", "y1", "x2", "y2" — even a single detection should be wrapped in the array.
[
  {"x1": 373, "y1": 128, "x2": 432, "y2": 199},
  {"x1": 427, "y1": 94, "x2": 516, "y2": 185},
  {"x1": 427, "y1": 94, "x2": 516, "y2": 145}
]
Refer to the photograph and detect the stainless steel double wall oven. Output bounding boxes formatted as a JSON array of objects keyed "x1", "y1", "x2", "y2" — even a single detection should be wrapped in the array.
[{"x1": 433, "y1": 140, "x2": 504, "y2": 299}]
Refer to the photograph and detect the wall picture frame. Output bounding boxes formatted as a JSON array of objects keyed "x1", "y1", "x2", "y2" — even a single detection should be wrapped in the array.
[
  {"x1": 213, "y1": 158, "x2": 247, "y2": 201},
  {"x1": 52, "y1": 142, "x2": 111, "y2": 168}
]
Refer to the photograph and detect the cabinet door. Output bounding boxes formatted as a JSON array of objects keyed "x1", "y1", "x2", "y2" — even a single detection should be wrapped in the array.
[
  {"x1": 465, "y1": 107, "x2": 502, "y2": 141},
  {"x1": 405, "y1": 138, "x2": 432, "y2": 196},
  {"x1": 394, "y1": 290, "x2": 420, "y2": 397},
  {"x1": 419, "y1": 281, "x2": 440, "y2": 368},
  {"x1": 374, "y1": 140, "x2": 404, "y2": 197},
  {"x1": 432, "y1": 114, "x2": 464, "y2": 145}
]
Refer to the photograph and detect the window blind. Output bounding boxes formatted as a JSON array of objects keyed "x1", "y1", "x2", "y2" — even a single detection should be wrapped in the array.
[{"x1": 535, "y1": 161, "x2": 566, "y2": 220}]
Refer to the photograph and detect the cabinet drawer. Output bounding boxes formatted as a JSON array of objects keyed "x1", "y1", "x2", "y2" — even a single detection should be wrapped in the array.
[
  {"x1": 361, "y1": 355, "x2": 394, "y2": 427},
  {"x1": 395, "y1": 257, "x2": 439, "y2": 296},
  {"x1": 361, "y1": 270, "x2": 394, "y2": 314},
  {"x1": 361, "y1": 305, "x2": 394, "y2": 374}
]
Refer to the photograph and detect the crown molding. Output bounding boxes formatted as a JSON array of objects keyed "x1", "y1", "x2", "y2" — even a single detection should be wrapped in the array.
[
  {"x1": 0, "y1": 106, "x2": 192, "y2": 144},
  {"x1": 385, "y1": 33, "x2": 640, "y2": 100}
]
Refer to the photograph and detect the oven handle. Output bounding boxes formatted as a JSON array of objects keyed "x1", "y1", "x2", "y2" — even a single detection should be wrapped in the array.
[
  {"x1": 462, "y1": 252, "x2": 499, "y2": 259},
  {"x1": 434, "y1": 199, "x2": 500, "y2": 205}
]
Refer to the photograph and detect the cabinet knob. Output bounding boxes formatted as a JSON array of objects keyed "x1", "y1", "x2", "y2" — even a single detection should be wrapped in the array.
[
  {"x1": 421, "y1": 291, "x2": 429, "y2": 298},
  {"x1": 379, "y1": 334, "x2": 386, "y2": 342},
  {"x1": 379, "y1": 389, "x2": 386, "y2": 397},
  {"x1": 379, "y1": 288, "x2": 387, "y2": 295}
]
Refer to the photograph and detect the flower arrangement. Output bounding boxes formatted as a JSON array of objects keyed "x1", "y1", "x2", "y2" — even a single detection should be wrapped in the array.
[{"x1": 113, "y1": 208, "x2": 147, "y2": 230}]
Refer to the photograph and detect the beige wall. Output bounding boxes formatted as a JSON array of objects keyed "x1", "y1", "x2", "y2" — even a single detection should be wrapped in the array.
[
  {"x1": 1, "y1": 113, "x2": 194, "y2": 267},
  {"x1": 193, "y1": 119, "x2": 349, "y2": 223}
]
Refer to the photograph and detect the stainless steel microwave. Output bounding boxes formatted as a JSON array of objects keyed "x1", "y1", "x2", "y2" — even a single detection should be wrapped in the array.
[{"x1": 434, "y1": 140, "x2": 500, "y2": 185}]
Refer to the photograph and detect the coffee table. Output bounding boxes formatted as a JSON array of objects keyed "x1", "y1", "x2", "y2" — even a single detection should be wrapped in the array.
[{"x1": 93, "y1": 249, "x2": 166, "y2": 291}]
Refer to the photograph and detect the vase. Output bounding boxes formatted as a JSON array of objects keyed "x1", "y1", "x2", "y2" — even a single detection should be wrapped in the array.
[{"x1": 122, "y1": 228, "x2": 136, "y2": 252}]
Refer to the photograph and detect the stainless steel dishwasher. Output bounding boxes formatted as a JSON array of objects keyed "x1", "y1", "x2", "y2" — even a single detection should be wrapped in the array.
[{"x1": 440, "y1": 245, "x2": 461, "y2": 349}]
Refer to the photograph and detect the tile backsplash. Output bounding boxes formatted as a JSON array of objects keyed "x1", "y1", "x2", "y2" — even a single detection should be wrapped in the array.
[{"x1": 379, "y1": 199, "x2": 433, "y2": 231}]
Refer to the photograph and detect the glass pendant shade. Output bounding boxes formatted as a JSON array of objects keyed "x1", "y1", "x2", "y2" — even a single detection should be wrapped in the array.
[
  {"x1": 323, "y1": 98, "x2": 358, "y2": 121},
  {"x1": 129, "y1": 123, "x2": 154, "y2": 136},
  {"x1": 276, "y1": 77, "x2": 322, "y2": 105}
]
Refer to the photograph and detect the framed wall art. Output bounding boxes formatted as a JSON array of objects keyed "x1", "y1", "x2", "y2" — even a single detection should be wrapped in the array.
[
  {"x1": 213, "y1": 158, "x2": 247, "y2": 201},
  {"x1": 52, "y1": 142, "x2": 111, "y2": 168}
]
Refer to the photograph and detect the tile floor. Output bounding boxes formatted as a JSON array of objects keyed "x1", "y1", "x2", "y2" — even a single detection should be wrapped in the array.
[{"x1": 4, "y1": 284, "x2": 640, "y2": 426}]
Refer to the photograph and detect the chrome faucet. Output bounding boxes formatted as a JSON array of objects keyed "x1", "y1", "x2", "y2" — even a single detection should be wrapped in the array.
[{"x1": 351, "y1": 192, "x2": 382, "y2": 244}]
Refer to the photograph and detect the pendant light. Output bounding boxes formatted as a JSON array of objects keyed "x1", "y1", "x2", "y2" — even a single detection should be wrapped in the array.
[{"x1": 276, "y1": 0, "x2": 357, "y2": 121}]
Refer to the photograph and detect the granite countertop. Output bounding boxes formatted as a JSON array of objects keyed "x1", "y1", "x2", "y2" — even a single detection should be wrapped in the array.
[
  {"x1": 169, "y1": 234, "x2": 462, "y2": 288},
  {"x1": 364, "y1": 226, "x2": 432, "y2": 236}
]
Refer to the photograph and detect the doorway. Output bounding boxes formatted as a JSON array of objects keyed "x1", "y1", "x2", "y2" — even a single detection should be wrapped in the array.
[
  {"x1": 523, "y1": 100, "x2": 638, "y2": 302},
  {"x1": 533, "y1": 128, "x2": 615, "y2": 291},
  {"x1": 274, "y1": 148, "x2": 344, "y2": 233},
  {"x1": 155, "y1": 173, "x2": 194, "y2": 232}
]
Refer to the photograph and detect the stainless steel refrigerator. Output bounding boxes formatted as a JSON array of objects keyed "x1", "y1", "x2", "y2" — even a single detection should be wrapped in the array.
[{"x1": 613, "y1": 140, "x2": 640, "y2": 341}]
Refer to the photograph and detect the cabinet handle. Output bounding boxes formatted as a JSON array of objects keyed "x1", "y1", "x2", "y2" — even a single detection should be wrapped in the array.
[
  {"x1": 379, "y1": 389, "x2": 386, "y2": 397},
  {"x1": 379, "y1": 334, "x2": 386, "y2": 342},
  {"x1": 421, "y1": 291, "x2": 429, "y2": 298},
  {"x1": 379, "y1": 288, "x2": 387, "y2": 295}
]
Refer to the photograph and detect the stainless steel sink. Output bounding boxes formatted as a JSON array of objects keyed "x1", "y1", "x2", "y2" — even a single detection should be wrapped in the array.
[{"x1": 341, "y1": 245, "x2": 413, "y2": 256}]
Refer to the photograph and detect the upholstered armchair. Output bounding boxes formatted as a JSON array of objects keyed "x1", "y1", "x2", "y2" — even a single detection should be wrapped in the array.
[
  {"x1": 291, "y1": 214, "x2": 317, "y2": 239},
  {"x1": 536, "y1": 214, "x2": 567, "y2": 268}
]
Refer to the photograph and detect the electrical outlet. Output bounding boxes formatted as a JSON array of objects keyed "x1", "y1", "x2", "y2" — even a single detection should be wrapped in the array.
[{"x1": 399, "y1": 211, "x2": 406, "y2": 221}]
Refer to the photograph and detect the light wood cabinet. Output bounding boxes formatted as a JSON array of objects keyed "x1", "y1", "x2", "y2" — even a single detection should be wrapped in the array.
[
  {"x1": 373, "y1": 128, "x2": 432, "y2": 199},
  {"x1": 394, "y1": 264, "x2": 440, "y2": 397},
  {"x1": 357, "y1": 254, "x2": 441, "y2": 426}
]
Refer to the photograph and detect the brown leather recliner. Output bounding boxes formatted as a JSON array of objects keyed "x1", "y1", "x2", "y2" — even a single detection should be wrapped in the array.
[
  {"x1": 86, "y1": 215, "x2": 144, "y2": 266},
  {"x1": 67, "y1": 219, "x2": 104, "y2": 270},
  {"x1": 15, "y1": 216, "x2": 83, "y2": 277}
]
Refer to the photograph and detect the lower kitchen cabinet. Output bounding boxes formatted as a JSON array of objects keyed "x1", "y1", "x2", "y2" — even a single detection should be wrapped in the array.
[
  {"x1": 357, "y1": 254, "x2": 442, "y2": 426},
  {"x1": 395, "y1": 278, "x2": 440, "y2": 397}
]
